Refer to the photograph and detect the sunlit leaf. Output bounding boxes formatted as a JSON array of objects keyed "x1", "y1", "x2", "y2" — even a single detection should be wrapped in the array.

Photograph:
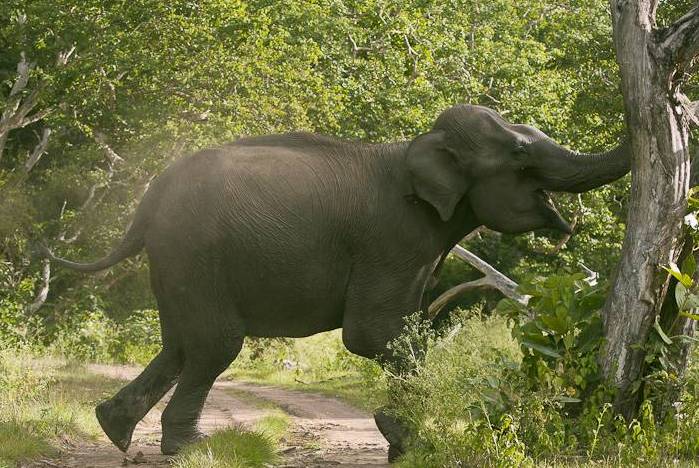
[
  {"x1": 679, "y1": 311, "x2": 699, "y2": 321},
  {"x1": 653, "y1": 316, "x2": 673, "y2": 345},
  {"x1": 521, "y1": 341, "x2": 562, "y2": 358}
]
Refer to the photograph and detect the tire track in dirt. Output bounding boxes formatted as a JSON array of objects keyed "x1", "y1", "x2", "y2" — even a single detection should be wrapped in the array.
[{"x1": 31, "y1": 365, "x2": 388, "y2": 467}]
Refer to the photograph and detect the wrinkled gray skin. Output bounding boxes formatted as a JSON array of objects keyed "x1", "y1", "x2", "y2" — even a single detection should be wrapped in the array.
[{"x1": 44, "y1": 105, "x2": 630, "y2": 460}]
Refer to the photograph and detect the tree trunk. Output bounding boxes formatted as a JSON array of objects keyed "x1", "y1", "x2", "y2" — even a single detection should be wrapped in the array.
[{"x1": 601, "y1": 1, "x2": 698, "y2": 418}]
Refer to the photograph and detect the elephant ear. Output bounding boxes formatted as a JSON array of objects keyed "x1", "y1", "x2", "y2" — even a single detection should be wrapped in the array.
[{"x1": 406, "y1": 131, "x2": 469, "y2": 221}]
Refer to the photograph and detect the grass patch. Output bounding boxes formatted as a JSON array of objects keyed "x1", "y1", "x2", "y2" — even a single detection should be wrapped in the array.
[
  {"x1": 225, "y1": 330, "x2": 386, "y2": 411},
  {"x1": 172, "y1": 413, "x2": 290, "y2": 468},
  {"x1": 0, "y1": 422, "x2": 51, "y2": 466},
  {"x1": 0, "y1": 350, "x2": 124, "y2": 466},
  {"x1": 255, "y1": 412, "x2": 290, "y2": 442}
]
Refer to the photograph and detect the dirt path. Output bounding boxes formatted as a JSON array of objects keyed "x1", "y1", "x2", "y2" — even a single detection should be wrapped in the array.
[
  {"x1": 38, "y1": 365, "x2": 388, "y2": 468},
  {"x1": 228, "y1": 382, "x2": 389, "y2": 468}
]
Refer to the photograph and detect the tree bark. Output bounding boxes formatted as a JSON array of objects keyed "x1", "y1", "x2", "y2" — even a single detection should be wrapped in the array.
[{"x1": 601, "y1": 0, "x2": 698, "y2": 418}]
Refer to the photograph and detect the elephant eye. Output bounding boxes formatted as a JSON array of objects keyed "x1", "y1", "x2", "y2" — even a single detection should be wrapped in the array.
[{"x1": 513, "y1": 144, "x2": 528, "y2": 162}]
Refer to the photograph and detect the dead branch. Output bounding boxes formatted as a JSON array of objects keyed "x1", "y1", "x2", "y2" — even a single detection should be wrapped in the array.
[
  {"x1": 0, "y1": 47, "x2": 74, "y2": 163},
  {"x1": 93, "y1": 131, "x2": 124, "y2": 165},
  {"x1": 403, "y1": 34, "x2": 419, "y2": 80},
  {"x1": 56, "y1": 45, "x2": 76, "y2": 66},
  {"x1": 23, "y1": 127, "x2": 51, "y2": 173},
  {"x1": 348, "y1": 33, "x2": 373, "y2": 57},
  {"x1": 427, "y1": 245, "x2": 529, "y2": 319},
  {"x1": 657, "y1": 4, "x2": 699, "y2": 70},
  {"x1": 26, "y1": 258, "x2": 50, "y2": 315}
]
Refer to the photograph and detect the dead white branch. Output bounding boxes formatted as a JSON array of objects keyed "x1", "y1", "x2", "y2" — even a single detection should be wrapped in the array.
[
  {"x1": 26, "y1": 258, "x2": 50, "y2": 315},
  {"x1": 688, "y1": 99, "x2": 699, "y2": 127},
  {"x1": 0, "y1": 47, "x2": 74, "y2": 163},
  {"x1": 93, "y1": 131, "x2": 124, "y2": 165},
  {"x1": 23, "y1": 127, "x2": 51, "y2": 173},
  {"x1": 56, "y1": 45, "x2": 76, "y2": 67},
  {"x1": 427, "y1": 245, "x2": 529, "y2": 318}
]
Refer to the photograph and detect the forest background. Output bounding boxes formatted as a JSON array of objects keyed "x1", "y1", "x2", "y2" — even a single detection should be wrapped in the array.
[{"x1": 1, "y1": 0, "x2": 699, "y2": 466}]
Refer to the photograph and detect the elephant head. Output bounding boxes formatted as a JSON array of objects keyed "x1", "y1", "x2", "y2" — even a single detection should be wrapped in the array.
[{"x1": 406, "y1": 104, "x2": 630, "y2": 233}]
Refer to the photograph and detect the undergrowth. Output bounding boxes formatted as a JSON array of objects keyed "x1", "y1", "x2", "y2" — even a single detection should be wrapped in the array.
[
  {"x1": 226, "y1": 330, "x2": 386, "y2": 411},
  {"x1": 0, "y1": 350, "x2": 123, "y2": 467},
  {"x1": 387, "y1": 274, "x2": 699, "y2": 467}
]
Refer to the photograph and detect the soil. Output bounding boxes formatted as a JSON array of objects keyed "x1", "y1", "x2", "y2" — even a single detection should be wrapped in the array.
[{"x1": 29, "y1": 364, "x2": 389, "y2": 468}]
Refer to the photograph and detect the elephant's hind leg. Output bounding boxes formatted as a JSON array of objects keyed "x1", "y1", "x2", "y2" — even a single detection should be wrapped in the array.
[
  {"x1": 95, "y1": 262, "x2": 184, "y2": 452},
  {"x1": 160, "y1": 333, "x2": 243, "y2": 455},
  {"x1": 96, "y1": 348, "x2": 182, "y2": 452},
  {"x1": 157, "y1": 276, "x2": 245, "y2": 455}
]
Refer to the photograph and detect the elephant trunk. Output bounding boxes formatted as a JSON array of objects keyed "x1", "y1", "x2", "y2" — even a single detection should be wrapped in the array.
[{"x1": 527, "y1": 138, "x2": 631, "y2": 193}]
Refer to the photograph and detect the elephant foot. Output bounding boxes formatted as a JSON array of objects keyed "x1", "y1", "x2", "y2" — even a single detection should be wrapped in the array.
[
  {"x1": 374, "y1": 407, "x2": 410, "y2": 462},
  {"x1": 95, "y1": 399, "x2": 137, "y2": 452},
  {"x1": 388, "y1": 444, "x2": 404, "y2": 463},
  {"x1": 161, "y1": 428, "x2": 207, "y2": 455}
]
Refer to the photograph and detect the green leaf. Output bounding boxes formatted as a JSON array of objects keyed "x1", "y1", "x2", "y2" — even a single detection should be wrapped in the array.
[
  {"x1": 664, "y1": 263, "x2": 693, "y2": 288},
  {"x1": 653, "y1": 316, "x2": 673, "y2": 345},
  {"x1": 675, "y1": 283, "x2": 699, "y2": 311},
  {"x1": 676, "y1": 282, "x2": 688, "y2": 309},
  {"x1": 679, "y1": 311, "x2": 699, "y2": 321},
  {"x1": 521, "y1": 341, "x2": 562, "y2": 359},
  {"x1": 682, "y1": 254, "x2": 697, "y2": 278}
]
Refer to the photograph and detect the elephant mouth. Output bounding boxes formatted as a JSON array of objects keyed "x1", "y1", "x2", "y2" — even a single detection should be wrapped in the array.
[{"x1": 537, "y1": 189, "x2": 573, "y2": 234}]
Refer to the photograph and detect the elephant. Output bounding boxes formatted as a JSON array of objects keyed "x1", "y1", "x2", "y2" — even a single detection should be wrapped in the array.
[{"x1": 42, "y1": 104, "x2": 630, "y2": 460}]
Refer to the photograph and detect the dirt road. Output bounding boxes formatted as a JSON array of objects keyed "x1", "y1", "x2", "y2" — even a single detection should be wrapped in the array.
[{"x1": 42, "y1": 365, "x2": 389, "y2": 468}]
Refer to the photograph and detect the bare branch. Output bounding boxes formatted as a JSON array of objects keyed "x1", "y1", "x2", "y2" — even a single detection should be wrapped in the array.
[
  {"x1": 658, "y1": 4, "x2": 699, "y2": 69},
  {"x1": 23, "y1": 128, "x2": 51, "y2": 173},
  {"x1": 450, "y1": 245, "x2": 523, "y2": 295},
  {"x1": 347, "y1": 33, "x2": 374, "y2": 57},
  {"x1": 0, "y1": 53, "x2": 33, "y2": 139},
  {"x1": 8, "y1": 52, "x2": 32, "y2": 98},
  {"x1": 19, "y1": 107, "x2": 53, "y2": 129},
  {"x1": 0, "y1": 53, "x2": 51, "y2": 163},
  {"x1": 26, "y1": 259, "x2": 50, "y2": 315},
  {"x1": 427, "y1": 245, "x2": 529, "y2": 319},
  {"x1": 428, "y1": 277, "x2": 495, "y2": 318},
  {"x1": 94, "y1": 131, "x2": 124, "y2": 165},
  {"x1": 403, "y1": 34, "x2": 419, "y2": 80},
  {"x1": 56, "y1": 45, "x2": 76, "y2": 67}
]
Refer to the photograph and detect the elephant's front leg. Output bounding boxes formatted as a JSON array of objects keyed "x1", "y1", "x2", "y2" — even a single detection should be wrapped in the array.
[{"x1": 341, "y1": 263, "x2": 431, "y2": 462}]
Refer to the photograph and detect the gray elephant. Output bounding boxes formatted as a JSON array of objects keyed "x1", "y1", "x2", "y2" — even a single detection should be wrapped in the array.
[{"x1": 43, "y1": 104, "x2": 630, "y2": 460}]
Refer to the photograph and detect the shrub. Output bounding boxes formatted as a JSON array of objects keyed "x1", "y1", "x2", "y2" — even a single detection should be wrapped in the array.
[
  {"x1": 387, "y1": 274, "x2": 699, "y2": 466},
  {"x1": 50, "y1": 308, "x2": 160, "y2": 364},
  {"x1": 386, "y1": 310, "x2": 527, "y2": 467}
]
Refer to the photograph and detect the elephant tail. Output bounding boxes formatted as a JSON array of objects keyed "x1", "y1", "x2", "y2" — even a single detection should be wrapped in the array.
[
  {"x1": 38, "y1": 180, "x2": 160, "y2": 273},
  {"x1": 38, "y1": 225, "x2": 145, "y2": 273}
]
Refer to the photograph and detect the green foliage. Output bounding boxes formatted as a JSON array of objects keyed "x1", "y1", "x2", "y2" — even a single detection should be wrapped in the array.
[
  {"x1": 50, "y1": 308, "x2": 161, "y2": 364},
  {"x1": 0, "y1": 351, "x2": 124, "y2": 466},
  {"x1": 387, "y1": 275, "x2": 699, "y2": 466},
  {"x1": 228, "y1": 331, "x2": 385, "y2": 411},
  {"x1": 386, "y1": 310, "x2": 528, "y2": 467},
  {"x1": 0, "y1": 0, "x2": 634, "y2": 339},
  {"x1": 0, "y1": 299, "x2": 161, "y2": 364},
  {"x1": 501, "y1": 273, "x2": 606, "y2": 404}
]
